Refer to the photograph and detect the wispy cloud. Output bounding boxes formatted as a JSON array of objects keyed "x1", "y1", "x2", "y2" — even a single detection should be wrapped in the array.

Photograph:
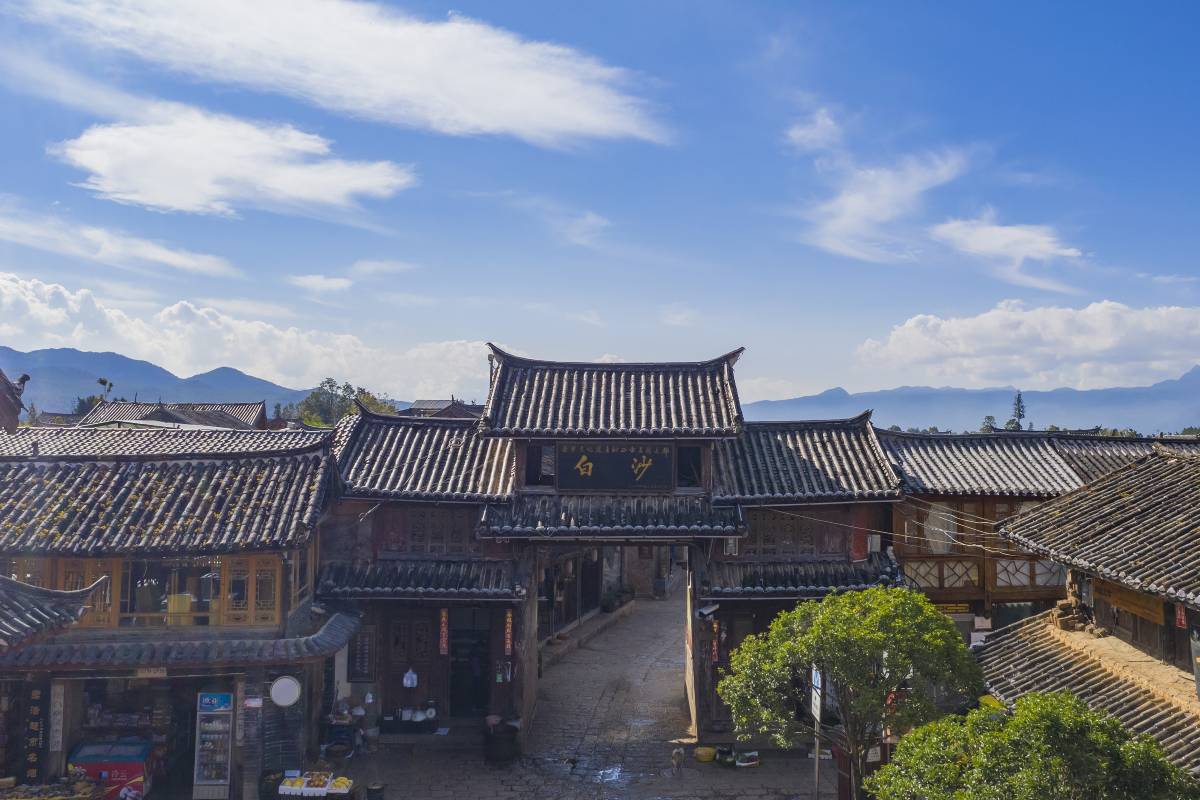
[
  {"x1": 17, "y1": 0, "x2": 669, "y2": 147},
  {"x1": 785, "y1": 107, "x2": 841, "y2": 153},
  {"x1": 0, "y1": 197, "x2": 239, "y2": 277},
  {"x1": 194, "y1": 297, "x2": 298, "y2": 318},
  {"x1": 660, "y1": 303, "x2": 699, "y2": 327},
  {"x1": 930, "y1": 208, "x2": 1082, "y2": 292},
  {"x1": 351, "y1": 259, "x2": 419, "y2": 276},
  {"x1": 288, "y1": 274, "x2": 353, "y2": 292},
  {"x1": 858, "y1": 299, "x2": 1200, "y2": 389},
  {"x1": 2, "y1": 51, "x2": 415, "y2": 218},
  {"x1": 803, "y1": 149, "x2": 968, "y2": 262}
]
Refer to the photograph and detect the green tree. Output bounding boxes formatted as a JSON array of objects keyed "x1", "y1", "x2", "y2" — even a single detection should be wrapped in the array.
[
  {"x1": 867, "y1": 691, "x2": 1198, "y2": 800},
  {"x1": 294, "y1": 378, "x2": 395, "y2": 426},
  {"x1": 73, "y1": 395, "x2": 104, "y2": 415},
  {"x1": 718, "y1": 587, "x2": 982, "y2": 798},
  {"x1": 980, "y1": 415, "x2": 997, "y2": 433}
]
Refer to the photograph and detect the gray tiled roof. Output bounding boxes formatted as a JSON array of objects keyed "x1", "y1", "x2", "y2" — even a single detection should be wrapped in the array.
[
  {"x1": 479, "y1": 344, "x2": 744, "y2": 438},
  {"x1": 714, "y1": 413, "x2": 901, "y2": 504},
  {"x1": 0, "y1": 611, "x2": 360, "y2": 670},
  {"x1": 480, "y1": 494, "x2": 744, "y2": 538},
  {"x1": 79, "y1": 401, "x2": 267, "y2": 429},
  {"x1": 318, "y1": 560, "x2": 524, "y2": 600},
  {"x1": 0, "y1": 427, "x2": 327, "y2": 458},
  {"x1": 0, "y1": 437, "x2": 330, "y2": 555},
  {"x1": 878, "y1": 430, "x2": 1080, "y2": 497},
  {"x1": 334, "y1": 407, "x2": 513, "y2": 501},
  {"x1": 0, "y1": 369, "x2": 27, "y2": 435},
  {"x1": 0, "y1": 575, "x2": 104, "y2": 650},
  {"x1": 1052, "y1": 436, "x2": 1200, "y2": 482},
  {"x1": 1000, "y1": 448, "x2": 1200, "y2": 608},
  {"x1": 978, "y1": 613, "x2": 1200, "y2": 776},
  {"x1": 699, "y1": 552, "x2": 904, "y2": 599},
  {"x1": 878, "y1": 429, "x2": 1200, "y2": 498}
]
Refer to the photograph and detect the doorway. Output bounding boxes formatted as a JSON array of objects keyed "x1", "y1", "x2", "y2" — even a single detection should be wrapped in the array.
[{"x1": 449, "y1": 608, "x2": 491, "y2": 717}]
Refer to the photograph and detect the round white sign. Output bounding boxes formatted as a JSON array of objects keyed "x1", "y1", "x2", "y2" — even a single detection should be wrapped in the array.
[{"x1": 269, "y1": 675, "x2": 302, "y2": 707}]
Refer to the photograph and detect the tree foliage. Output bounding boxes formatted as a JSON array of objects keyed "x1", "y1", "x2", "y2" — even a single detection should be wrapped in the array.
[
  {"x1": 73, "y1": 395, "x2": 104, "y2": 415},
  {"x1": 980, "y1": 415, "x2": 997, "y2": 433},
  {"x1": 866, "y1": 691, "x2": 1198, "y2": 800},
  {"x1": 717, "y1": 587, "x2": 982, "y2": 797},
  {"x1": 278, "y1": 378, "x2": 394, "y2": 426}
]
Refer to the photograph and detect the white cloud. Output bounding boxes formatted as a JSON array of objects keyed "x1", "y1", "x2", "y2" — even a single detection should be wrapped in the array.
[
  {"x1": 930, "y1": 209, "x2": 1083, "y2": 292},
  {"x1": 51, "y1": 105, "x2": 415, "y2": 215},
  {"x1": 194, "y1": 297, "x2": 297, "y2": 319},
  {"x1": 19, "y1": 0, "x2": 668, "y2": 147},
  {"x1": 385, "y1": 292, "x2": 435, "y2": 307},
  {"x1": 804, "y1": 149, "x2": 968, "y2": 262},
  {"x1": 288, "y1": 274, "x2": 353, "y2": 292},
  {"x1": 660, "y1": 303, "x2": 699, "y2": 327},
  {"x1": 560, "y1": 211, "x2": 611, "y2": 247},
  {"x1": 785, "y1": 107, "x2": 841, "y2": 152},
  {"x1": 857, "y1": 299, "x2": 1200, "y2": 389},
  {"x1": 0, "y1": 199, "x2": 239, "y2": 277},
  {"x1": 351, "y1": 259, "x2": 419, "y2": 276},
  {"x1": 0, "y1": 272, "x2": 493, "y2": 397}
]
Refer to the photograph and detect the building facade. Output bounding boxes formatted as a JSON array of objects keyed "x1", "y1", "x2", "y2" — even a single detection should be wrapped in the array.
[
  {"x1": 981, "y1": 447, "x2": 1200, "y2": 777},
  {"x1": 0, "y1": 427, "x2": 355, "y2": 799}
]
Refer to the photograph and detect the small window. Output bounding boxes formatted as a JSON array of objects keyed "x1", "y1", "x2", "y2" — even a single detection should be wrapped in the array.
[
  {"x1": 524, "y1": 444, "x2": 556, "y2": 486},
  {"x1": 676, "y1": 445, "x2": 703, "y2": 488}
]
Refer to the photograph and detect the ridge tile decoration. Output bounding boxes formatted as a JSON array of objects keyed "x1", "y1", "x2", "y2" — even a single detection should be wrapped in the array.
[
  {"x1": 479, "y1": 344, "x2": 745, "y2": 437},
  {"x1": 334, "y1": 406, "x2": 514, "y2": 501},
  {"x1": 78, "y1": 400, "x2": 267, "y2": 429},
  {"x1": 0, "y1": 429, "x2": 330, "y2": 555},
  {"x1": 877, "y1": 429, "x2": 1200, "y2": 497},
  {"x1": 480, "y1": 494, "x2": 744, "y2": 538},
  {"x1": 0, "y1": 575, "x2": 104, "y2": 650},
  {"x1": 713, "y1": 413, "x2": 902, "y2": 503},
  {"x1": 0, "y1": 369, "x2": 26, "y2": 435},
  {"x1": 978, "y1": 613, "x2": 1200, "y2": 776},
  {"x1": 699, "y1": 552, "x2": 904, "y2": 599},
  {"x1": 318, "y1": 560, "x2": 524, "y2": 600},
  {"x1": 1000, "y1": 448, "x2": 1200, "y2": 608},
  {"x1": 0, "y1": 610, "x2": 360, "y2": 670}
]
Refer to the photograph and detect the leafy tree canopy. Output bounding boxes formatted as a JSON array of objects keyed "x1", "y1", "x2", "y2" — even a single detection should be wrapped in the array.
[
  {"x1": 867, "y1": 691, "x2": 1198, "y2": 800},
  {"x1": 980, "y1": 415, "x2": 997, "y2": 433},
  {"x1": 279, "y1": 378, "x2": 394, "y2": 426},
  {"x1": 718, "y1": 587, "x2": 982, "y2": 796},
  {"x1": 73, "y1": 394, "x2": 104, "y2": 415}
]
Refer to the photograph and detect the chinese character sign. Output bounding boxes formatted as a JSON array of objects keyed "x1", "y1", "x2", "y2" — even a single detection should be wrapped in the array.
[{"x1": 556, "y1": 442, "x2": 675, "y2": 491}]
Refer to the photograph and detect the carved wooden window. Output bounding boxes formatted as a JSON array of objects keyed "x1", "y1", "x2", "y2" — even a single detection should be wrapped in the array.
[
  {"x1": 226, "y1": 558, "x2": 251, "y2": 624},
  {"x1": 904, "y1": 561, "x2": 940, "y2": 589},
  {"x1": 390, "y1": 620, "x2": 411, "y2": 664},
  {"x1": 58, "y1": 559, "x2": 118, "y2": 628},
  {"x1": 254, "y1": 564, "x2": 278, "y2": 624},
  {"x1": 994, "y1": 559, "x2": 1030, "y2": 588},
  {"x1": 1035, "y1": 560, "x2": 1066, "y2": 587},
  {"x1": 942, "y1": 560, "x2": 979, "y2": 588},
  {"x1": 378, "y1": 507, "x2": 479, "y2": 556}
]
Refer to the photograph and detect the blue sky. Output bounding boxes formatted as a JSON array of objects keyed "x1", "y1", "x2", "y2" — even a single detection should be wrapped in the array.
[{"x1": 1, "y1": 1, "x2": 1198, "y2": 401}]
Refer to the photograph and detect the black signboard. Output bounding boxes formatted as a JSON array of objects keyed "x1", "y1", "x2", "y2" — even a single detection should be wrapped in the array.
[
  {"x1": 349, "y1": 625, "x2": 377, "y2": 682},
  {"x1": 556, "y1": 442, "x2": 674, "y2": 492}
]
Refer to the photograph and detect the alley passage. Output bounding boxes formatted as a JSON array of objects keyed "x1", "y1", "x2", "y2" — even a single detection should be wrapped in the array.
[{"x1": 352, "y1": 593, "x2": 836, "y2": 800}]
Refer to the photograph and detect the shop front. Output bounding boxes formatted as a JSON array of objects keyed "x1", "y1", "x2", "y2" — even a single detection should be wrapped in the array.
[{"x1": 317, "y1": 558, "x2": 537, "y2": 745}]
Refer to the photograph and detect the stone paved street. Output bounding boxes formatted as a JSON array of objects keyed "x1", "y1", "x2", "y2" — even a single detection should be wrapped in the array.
[{"x1": 349, "y1": 592, "x2": 838, "y2": 799}]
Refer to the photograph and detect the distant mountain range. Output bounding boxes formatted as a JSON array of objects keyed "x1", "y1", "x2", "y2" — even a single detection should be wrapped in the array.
[
  {"x1": 744, "y1": 367, "x2": 1200, "y2": 433},
  {"x1": 0, "y1": 346, "x2": 315, "y2": 415},
  {"x1": 3, "y1": 346, "x2": 1197, "y2": 433}
]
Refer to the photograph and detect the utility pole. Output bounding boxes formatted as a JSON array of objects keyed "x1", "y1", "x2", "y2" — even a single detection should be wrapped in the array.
[{"x1": 811, "y1": 667, "x2": 822, "y2": 800}]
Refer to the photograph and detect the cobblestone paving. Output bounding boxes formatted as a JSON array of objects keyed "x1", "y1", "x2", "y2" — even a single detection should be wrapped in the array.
[{"x1": 350, "y1": 594, "x2": 836, "y2": 799}]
